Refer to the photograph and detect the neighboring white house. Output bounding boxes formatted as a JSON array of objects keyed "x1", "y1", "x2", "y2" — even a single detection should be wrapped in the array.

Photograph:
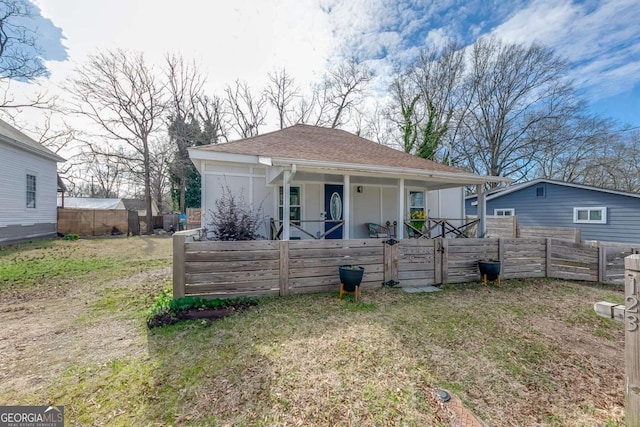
[
  {"x1": 0, "y1": 119, "x2": 65, "y2": 245},
  {"x1": 188, "y1": 124, "x2": 509, "y2": 240}
]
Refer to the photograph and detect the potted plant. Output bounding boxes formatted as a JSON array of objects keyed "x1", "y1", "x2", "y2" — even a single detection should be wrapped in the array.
[
  {"x1": 339, "y1": 265, "x2": 365, "y2": 291},
  {"x1": 478, "y1": 259, "x2": 501, "y2": 285},
  {"x1": 409, "y1": 210, "x2": 426, "y2": 231}
]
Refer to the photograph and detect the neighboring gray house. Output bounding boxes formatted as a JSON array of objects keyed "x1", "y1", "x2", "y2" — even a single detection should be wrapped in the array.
[
  {"x1": 0, "y1": 119, "x2": 65, "y2": 245},
  {"x1": 466, "y1": 179, "x2": 640, "y2": 244}
]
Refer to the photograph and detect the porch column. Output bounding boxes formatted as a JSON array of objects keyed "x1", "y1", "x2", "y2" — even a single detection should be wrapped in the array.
[
  {"x1": 343, "y1": 174, "x2": 350, "y2": 239},
  {"x1": 477, "y1": 184, "x2": 486, "y2": 238},
  {"x1": 398, "y1": 178, "x2": 405, "y2": 239},
  {"x1": 283, "y1": 171, "x2": 291, "y2": 240}
]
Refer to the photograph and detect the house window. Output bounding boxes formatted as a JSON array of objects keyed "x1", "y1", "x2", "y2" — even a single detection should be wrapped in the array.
[
  {"x1": 536, "y1": 186, "x2": 545, "y2": 197},
  {"x1": 26, "y1": 174, "x2": 36, "y2": 208},
  {"x1": 573, "y1": 207, "x2": 607, "y2": 224},
  {"x1": 279, "y1": 186, "x2": 301, "y2": 222},
  {"x1": 409, "y1": 191, "x2": 425, "y2": 218},
  {"x1": 494, "y1": 208, "x2": 515, "y2": 216}
]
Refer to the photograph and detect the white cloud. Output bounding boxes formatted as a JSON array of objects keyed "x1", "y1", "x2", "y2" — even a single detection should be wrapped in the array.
[{"x1": 491, "y1": 0, "x2": 640, "y2": 101}]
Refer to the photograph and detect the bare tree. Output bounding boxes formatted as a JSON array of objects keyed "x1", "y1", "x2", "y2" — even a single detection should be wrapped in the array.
[
  {"x1": 291, "y1": 59, "x2": 371, "y2": 129},
  {"x1": 265, "y1": 68, "x2": 299, "y2": 129},
  {"x1": 196, "y1": 94, "x2": 228, "y2": 144},
  {"x1": 147, "y1": 137, "x2": 174, "y2": 211},
  {"x1": 66, "y1": 49, "x2": 165, "y2": 234},
  {"x1": 0, "y1": 0, "x2": 63, "y2": 110},
  {"x1": 455, "y1": 37, "x2": 573, "y2": 183},
  {"x1": 225, "y1": 79, "x2": 267, "y2": 138},
  {"x1": 0, "y1": 0, "x2": 48, "y2": 80},
  {"x1": 165, "y1": 53, "x2": 206, "y2": 212},
  {"x1": 325, "y1": 59, "x2": 371, "y2": 128},
  {"x1": 411, "y1": 43, "x2": 466, "y2": 161},
  {"x1": 574, "y1": 130, "x2": 640, "y2": 192}
]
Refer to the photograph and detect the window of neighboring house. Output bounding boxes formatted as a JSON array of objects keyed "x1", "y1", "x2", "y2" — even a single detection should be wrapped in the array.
[
  {"x1": 409, "y1": 191, "x2": 425, "y2": 217},
  {"x1": 573, "y1": 207, "x2": 607, "y2": 224},
  {"x1": 536, "y1": 186, "x2": 545, "y2": 197},
  {"x1": 26, "y1": 174, "x2": 36, "y2": 208},
  {"x1": 279, "y1": 186, "x2": 301, "y2": 222},
  {"x1": 494, "y1": 208, "x2": 515, "y2": 216}
]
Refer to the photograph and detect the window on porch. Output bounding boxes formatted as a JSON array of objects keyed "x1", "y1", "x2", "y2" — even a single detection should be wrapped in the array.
[
  {"x1": 409, "y1": 191, "x2": 425, "y2": 217},
  {"x1": 279, "y1": 186, "x2": 301, "y2": 222}
]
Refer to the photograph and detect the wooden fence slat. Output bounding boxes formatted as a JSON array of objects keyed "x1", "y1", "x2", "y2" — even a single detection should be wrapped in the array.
[
  {"x1": 279, "y1": 241, "x2": 289, "y2": 296},
  {"x1": 173, "y1": 234, "x2": 186, "y2": 298}
]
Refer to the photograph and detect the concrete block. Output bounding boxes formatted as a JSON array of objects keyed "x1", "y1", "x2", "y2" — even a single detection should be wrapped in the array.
[
  {"x1": 594, "y1": 301, "x2": 617, "y2": 319},
  {"x1": 613, "y1": 305, "x2": 626, "y2": 322}
]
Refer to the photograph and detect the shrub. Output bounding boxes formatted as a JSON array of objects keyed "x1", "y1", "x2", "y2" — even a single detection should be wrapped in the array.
[
  {"x1": 63, "y1": 233, "x2": 80, "y2": 241},
  {"x1": 205, "y1": 184, "x2": 264, "y2": 241}
]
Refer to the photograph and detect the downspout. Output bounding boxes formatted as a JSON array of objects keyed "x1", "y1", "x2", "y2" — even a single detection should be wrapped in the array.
[
  {"x1": 343, "y1": 174, "x2": 350, "y2": 239},
  {"x1": 283, "y1": 171, "x2": 291, "y2": 241},
  {"x1": 398, "y1": 178, "x2": 405, "y2": 239}
]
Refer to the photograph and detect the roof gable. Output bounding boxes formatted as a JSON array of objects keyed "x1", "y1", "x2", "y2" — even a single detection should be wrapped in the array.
[{"x1": 467, "y1": 179, "x2": 640, "y2": 201}]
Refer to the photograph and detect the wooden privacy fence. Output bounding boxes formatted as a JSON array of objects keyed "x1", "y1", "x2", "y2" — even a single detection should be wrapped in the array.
[
  {"x1": 57, "y1": 208, "x2": 129, "y2": 236},
  {"x1": 173, "y1": 231, "x2": 639, "y2": 299}
]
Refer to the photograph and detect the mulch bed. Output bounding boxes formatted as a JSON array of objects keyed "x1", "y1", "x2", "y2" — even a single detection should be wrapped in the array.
[{"x1": 147, "y1": 300, "x2": 257, "y2": 328}]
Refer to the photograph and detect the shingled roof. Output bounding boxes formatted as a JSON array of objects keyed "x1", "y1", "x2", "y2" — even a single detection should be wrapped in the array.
[{"x1": 193, "y1": 124, "x2": 468, "y2": 174}]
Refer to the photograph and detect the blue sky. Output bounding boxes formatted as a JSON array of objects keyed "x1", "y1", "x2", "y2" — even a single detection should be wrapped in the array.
[{"x1": 12, "y1": 0, "x2": 640, "y2": 132}]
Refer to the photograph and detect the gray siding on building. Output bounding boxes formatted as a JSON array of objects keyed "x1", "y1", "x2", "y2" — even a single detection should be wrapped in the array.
[{"x1": 467, "y1": 182, "x2": 640, "y2": 244}]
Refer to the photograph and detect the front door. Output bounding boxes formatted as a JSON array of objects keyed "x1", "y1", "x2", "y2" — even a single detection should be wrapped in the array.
[{"x1": 324, "y1": 184, "x2": 343, "y2": 239}]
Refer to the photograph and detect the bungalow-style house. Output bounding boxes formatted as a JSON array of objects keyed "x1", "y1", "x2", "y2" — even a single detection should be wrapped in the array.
[
  {"x1": 0, "y1": 119, "x2": 65, "y2": 245},
  {"x1": 188, "y1": 124, "x2": 509, "y2": 240},
  {"x1": 465, "y1": 179, "x2": 640, "y2": 244}
]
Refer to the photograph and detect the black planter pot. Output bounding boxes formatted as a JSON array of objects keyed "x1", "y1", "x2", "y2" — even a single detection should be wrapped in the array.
[
  {"x1": 478, "y1": 260, "x2": 501, "y2": 281},
  {"x1": 339, "y1": 265, "x2": 364, "y2": 291}
]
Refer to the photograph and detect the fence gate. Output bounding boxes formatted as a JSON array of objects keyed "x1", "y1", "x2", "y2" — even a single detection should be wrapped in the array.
[
  {"x1": 383, "y1": 238, "x2": 399, "y2": 287},
  {"x1": 128, "y1": 210, "x2": 140, "y2": 236}
]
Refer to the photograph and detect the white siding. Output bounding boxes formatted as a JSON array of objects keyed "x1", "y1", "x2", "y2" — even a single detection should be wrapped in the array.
[
  {"x1": 0, "y1": 141, "x2": 59, "y2": 228},
  {"x1": 202, "y1": 164, "x2": 272, "y2": 238},
  {"x1": 304, "y1": 182, "x2": 323, "y2": 238}
]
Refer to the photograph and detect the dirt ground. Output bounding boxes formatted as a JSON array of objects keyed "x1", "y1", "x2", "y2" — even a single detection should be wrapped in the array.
[{"x1": 0, "y1": 237, "x2": 173, "y2": 399}]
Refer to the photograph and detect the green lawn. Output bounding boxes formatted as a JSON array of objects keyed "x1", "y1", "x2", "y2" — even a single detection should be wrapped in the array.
[{"x1": 0, "y1": 237, "x2": 626, "y2": 426}]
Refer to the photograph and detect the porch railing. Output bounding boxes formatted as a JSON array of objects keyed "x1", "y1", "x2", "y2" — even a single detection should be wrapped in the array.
[
  {"x1": 270, "y1": 217, "x2": 481, "y2": 240},
  {"x1": 404, "y1": 218, "x2": 480, "y2": 239},
  {"x1": 270, "y1": 218, "x2": 345, "y2": 240}
]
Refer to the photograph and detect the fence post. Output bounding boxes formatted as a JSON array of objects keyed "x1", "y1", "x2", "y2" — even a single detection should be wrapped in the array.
[
  {"x1": 598, "y1": 246, "x2": 606, "y2": 283},
  {"x1": 279, "y1": 240, "x2": 290, "y2": 295},
  {"x1": 545, "y1": 238, "x2": 552, "y2": 278},
  {"x1": 625, "y1": 254, "x2": 640, "y2": 425},
  {"x1": 172, "y1": 233, "x2": 186, "y2": 298},
  {"x1": 441, "y1": 238, "x2": 449, "y2": 284},
  {"x1": 498, "y1": 238, "x2": 505, "y2": 270}
]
